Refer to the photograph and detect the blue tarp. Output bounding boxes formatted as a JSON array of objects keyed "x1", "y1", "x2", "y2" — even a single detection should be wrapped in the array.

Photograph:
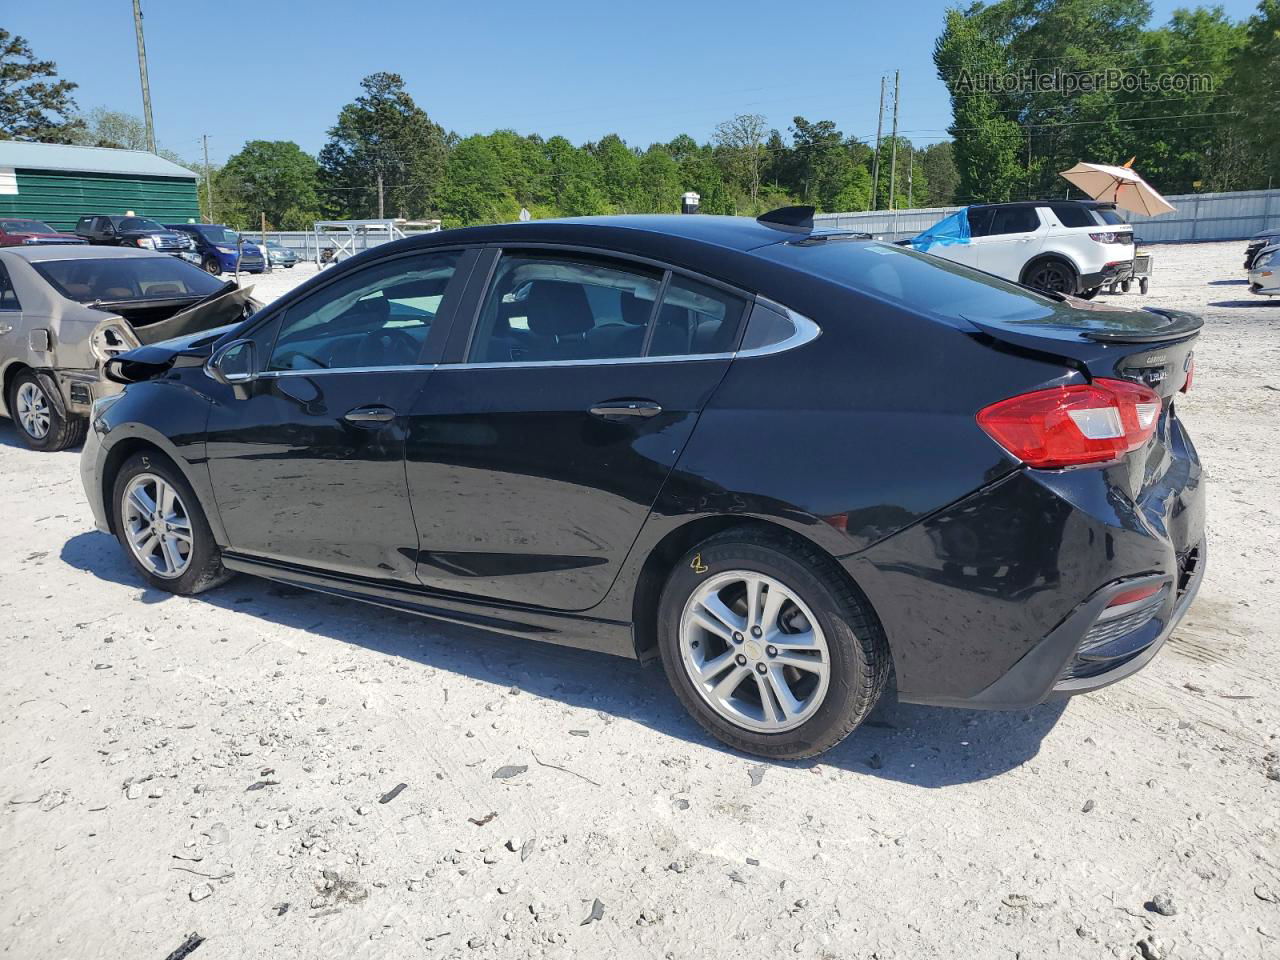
[{"x1": 907, "y1": 208, "x2": 970, "y2": 252}]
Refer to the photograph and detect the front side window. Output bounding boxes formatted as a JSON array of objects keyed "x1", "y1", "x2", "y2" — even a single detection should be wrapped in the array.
[
  {"x1": 469, "y1": 255, "x2": 662, "y2": 363},
  {"x1": 119, "y1": 217, "x2": 165, "y2": 233},
  {"x1": 197, "y1": 226, "x2": 241, "y2": 244},
  {"x1": 269, "y1": 251, "x2": 459, "y2": 371}
]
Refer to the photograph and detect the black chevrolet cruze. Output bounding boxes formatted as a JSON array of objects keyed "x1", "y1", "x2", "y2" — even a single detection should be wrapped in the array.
[{"x1": 80, "y1": 209, "x2": 1205, "y2": 758}]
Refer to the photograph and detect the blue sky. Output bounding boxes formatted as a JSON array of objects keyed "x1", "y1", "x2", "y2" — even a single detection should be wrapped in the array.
[{"x1": 8, "y1": 0, "x2": 1264, "y2": 164}]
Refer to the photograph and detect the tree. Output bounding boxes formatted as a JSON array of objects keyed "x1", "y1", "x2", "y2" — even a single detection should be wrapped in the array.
[
  {"x1": 72, "y1": 107, "x2": 148, "y2": 149},
  {"x1": 713, "y1": 113, "x2": 768, "y2": 207},
  {"x1": 636, "y1": 147, "x2": 682, "y2": 213},
  {"x1": 217, "y1": 141, "x2": 321, "y2": 230},
  {"x1": 0, "y1": 29, "x2": 81, "y2": 142},
  {"x1": 919, "y1": 141, "x2": 959, "y2": 206},
  {"x1": 933, "y1": 8, "x2": 1028, "y2": 202},
  {"x1": 1225, "y1": 0, "x2": 1279, "y2": 188},
  {"x1": 788, "y1": 116, "x2": 868, "y2": 211},
  {"x1": 590, "y1": 134, "x2": 641, "y2": 212},
  {"x1": 319, "y1": 73, "x2": 448, "y2": 219},
  {"x1": 437, "y1": 135, "x2": 518, "y2": 226}
]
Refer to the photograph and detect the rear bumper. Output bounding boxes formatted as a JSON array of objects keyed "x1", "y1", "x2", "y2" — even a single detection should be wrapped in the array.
[
  {"x1": 1079, "y1": 261, "x2": 1130, "y2": 290},
  {"x1": 848, "y1": 413, "x2": 1205, "y2": 709}
]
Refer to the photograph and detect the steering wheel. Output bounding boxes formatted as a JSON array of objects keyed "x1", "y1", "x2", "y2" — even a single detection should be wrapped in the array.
[{"x1": 357, "y1": 328, "x2": 420, "y2": 367}]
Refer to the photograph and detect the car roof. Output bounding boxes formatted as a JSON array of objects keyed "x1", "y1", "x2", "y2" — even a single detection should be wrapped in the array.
[
  {"x1": 969, "y1": 199, "x2": 1116, "y2": 210},
  {"x1": 398, "y1": 214, "x2": 806, "y2": 257},
  {"x1": 0, "y1": 245, "x2": 174, "y2": 263}
]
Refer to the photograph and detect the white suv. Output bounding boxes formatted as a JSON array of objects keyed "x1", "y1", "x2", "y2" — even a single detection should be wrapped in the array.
[{"x1": 921, "y1": 200, "x2": 1135, "y2": 298}]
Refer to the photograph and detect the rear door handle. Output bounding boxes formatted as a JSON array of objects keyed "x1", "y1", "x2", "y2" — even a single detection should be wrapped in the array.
[
  {"x1": 589, "y1": 400, "x2": 663, "y2": 420},
  {"x1": 344, "y1": 404, "x2": 396, "y2": 425}
]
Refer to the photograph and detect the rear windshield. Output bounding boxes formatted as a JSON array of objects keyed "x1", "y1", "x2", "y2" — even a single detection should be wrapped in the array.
[
  {"x1": 760, "y1": 239, "x2": 1056, "y2": 324},
  {"x1": 1, "y1": 219, "x2": 56, "y2": 233},
  {"x1": 33, "y1": 256, "x2": 227, "y2": 304}
]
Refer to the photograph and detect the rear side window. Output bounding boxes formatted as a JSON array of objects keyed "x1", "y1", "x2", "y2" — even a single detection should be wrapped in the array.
[
  {"x1": 967, "y1": 208, "x2": 994, "y2": 237},
  {"x1": 469, "y1": 254, "x2": 662, "y2": 363},
  {"x1": 988, "y1": 207, "x2": 1040, "y2": 235},
  {"x1": 0, "y1": 261, "x2": 20, "y2": 310},
  {"x1": 648, "y1": 276, "x2": 745, "y2": 357},
  {"x1": 1050, "y1": 204, "x2": 1094, "y2": 228}
]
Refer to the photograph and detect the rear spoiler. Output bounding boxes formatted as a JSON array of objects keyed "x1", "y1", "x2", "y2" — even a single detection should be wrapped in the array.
[{"x1": 1080, "y1": 308, "x2": 1203, "y2": 344}]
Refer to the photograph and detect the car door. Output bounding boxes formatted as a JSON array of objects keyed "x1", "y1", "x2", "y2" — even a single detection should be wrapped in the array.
[
  {"x1": 973, "y1": 206, "x2": 1047, "y2": 280},
  {"x1": 0, "y1": 257, "x2": 23, "y2": 383},
  {"x1": 204, "y1": 247, "x2": 474, "y2": 583},
  {"x1": 403, "y1": 248, "x2": 746, "y2": 611}
]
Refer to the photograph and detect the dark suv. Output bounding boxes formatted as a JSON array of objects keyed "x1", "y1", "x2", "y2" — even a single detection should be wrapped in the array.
[
  {"x1": 74, "y1": 215, "x2": 196, "y2": 261},
  {"x1": 166, "y1": 223, "x2": 265, "y2": 276}
]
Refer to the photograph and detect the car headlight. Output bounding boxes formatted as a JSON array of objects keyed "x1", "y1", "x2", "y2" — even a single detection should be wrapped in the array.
[
  {"x1": 91, "y1": 323, "x2": 134, "y2": 362},
  {"x1": 135, "y1": 236, "x2": 155, "y2": 248},
  {"x1": 91, "y1": 392, "x2": 125, "y2": 420},
  {"x1": 1257, "y1": 252, "x2": 1276, "y2": 269},
  {"x1": 216, "y1": 245, "x2": 236, "y2": 254}
]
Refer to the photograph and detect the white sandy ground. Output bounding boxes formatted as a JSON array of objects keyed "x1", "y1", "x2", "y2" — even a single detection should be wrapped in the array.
[{"x1": 1, "y1": 242, "x2": 1278, "y2": 960}]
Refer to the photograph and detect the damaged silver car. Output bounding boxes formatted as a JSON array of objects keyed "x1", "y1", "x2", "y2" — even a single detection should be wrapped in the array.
[{"x1": 0, "y1": 245, "x2": 258, "y2": 450}]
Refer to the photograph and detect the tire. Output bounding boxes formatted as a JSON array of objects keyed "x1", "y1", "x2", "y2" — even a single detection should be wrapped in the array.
[
  {"x1": 1121, "y1": 280, "x2": 1132, "y2": 293},
  {"x1": 110, "y1": 451, "x2": 231, "y2": 595},
  {"x1": 1022, "y1": 257, "x2": 1078, "y2": 296},
  {"x1": 6, "y1": 370, "x2": 87, "y2": 451},
  {"x1": 656, "y1": 529, "x2": 890, "y2": 759},
  {"x1": 202, "y1": 256, "x2": 222, "y2": 276},
  {"x1": 1139, "y1": 278, "x2": 1149, "y2": 295},
  {"x1": 1079, "y1": 287, "x2": 1101, "y2": 300}
]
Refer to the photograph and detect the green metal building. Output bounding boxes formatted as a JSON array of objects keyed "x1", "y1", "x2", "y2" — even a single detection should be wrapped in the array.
[{"x1": 0, "y1": 141, "x2": 199, "y2": 231}]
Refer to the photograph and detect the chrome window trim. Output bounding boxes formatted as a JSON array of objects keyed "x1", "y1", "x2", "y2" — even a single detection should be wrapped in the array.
[
  {"x1": 255, "y1": 364, "x2": 440, "y2": 379},
  {"x1": 737, "y1": 298, "x2": 821, "y2": 358}
]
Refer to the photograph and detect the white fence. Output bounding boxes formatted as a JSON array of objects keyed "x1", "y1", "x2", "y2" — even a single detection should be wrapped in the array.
[{"x1": 814, "y1": 188, "x2": 1280, "y2": 244}]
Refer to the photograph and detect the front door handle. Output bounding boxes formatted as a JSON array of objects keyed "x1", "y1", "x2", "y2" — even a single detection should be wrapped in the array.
[
  {"x1": 589, "y1": 400, "x2": 663, "y2": 420},
  {"x1": 344, "y1": 404, "x2": 396, "y2": 425}
]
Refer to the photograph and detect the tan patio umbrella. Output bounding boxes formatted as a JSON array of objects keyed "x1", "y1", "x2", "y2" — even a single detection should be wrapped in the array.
[{"x1": 1059, "y1": 160, "x2": 1177, "y2": 216}]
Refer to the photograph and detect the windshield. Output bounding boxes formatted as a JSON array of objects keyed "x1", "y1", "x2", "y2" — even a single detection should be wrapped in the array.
[
  {"x1": 33, "y1": 256, "x2": 227, "y2": 304},
  {"x1": 2, "y1": 219, "x2": 56, "y2": 233},
  {"x1": 118, "y1": 217, "x2": 166, "y2": 232},
  {"x1": 197, "y1": 226, "x2": 241, "y2": 244},
  {"x1": 760, "y1": 239, "x2": 1056, "y2": 325}
]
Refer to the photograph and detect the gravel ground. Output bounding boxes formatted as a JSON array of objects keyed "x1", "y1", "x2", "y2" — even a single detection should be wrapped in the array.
[{"x1": 1, "y1": 241, "x2": 1278, "y2": 960}]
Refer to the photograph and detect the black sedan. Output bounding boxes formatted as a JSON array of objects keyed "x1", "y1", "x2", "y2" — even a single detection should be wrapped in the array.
[{"x1": 80, "y1": 208, "x2": 1205, "y2": 758}]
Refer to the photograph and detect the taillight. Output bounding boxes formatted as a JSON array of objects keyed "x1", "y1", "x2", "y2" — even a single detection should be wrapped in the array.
[
  {"x1": 977, "y1": 378, "x2": 1162, "y2": 468},
  {"x1": 1089, "y1": 231, "x2": 1125, "y2": 243}
]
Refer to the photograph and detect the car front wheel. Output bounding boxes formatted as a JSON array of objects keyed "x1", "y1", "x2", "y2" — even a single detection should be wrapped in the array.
[
  {"x1": 657, "y1": 530, "x2": 890, "y2": 759},
  {"x1": 202, "y1": 256, "x2": 222, "y2": 276},
  {"x1": 111, "y1": 452, "x2": 231, "y2": 595}
]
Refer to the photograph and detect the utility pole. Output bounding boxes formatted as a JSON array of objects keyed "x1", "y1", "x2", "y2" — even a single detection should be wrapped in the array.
[
  {"x1": 377, "y1": 171, "x2": 385, "y2": 220},
  {"x1": 132, "y1": 0, "x2": 157, "y2": 153},
  {"x1": 870, "y1": 77, "x2": 886, "y2": 211},
  {"x1": 906, "y1": 144, "x2": 913, "y2": 208},
  {"x1": 202, "y1": 134, "x2": 213, "y2": 222},
  {"x1": 888, "y1": 70, "x2": 900, "y2": 211}
]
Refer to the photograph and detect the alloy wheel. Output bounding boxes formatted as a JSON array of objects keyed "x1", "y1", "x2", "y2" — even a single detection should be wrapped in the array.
[
  {"x1": 15, "y1": 381, "x2": 50, "y2": 440},
  {"x1": 121, "y1": 473, "x2": 194, "y2": 579},
  {"x1": 1030, "y1": 262, "x2": 1072, "y2": 292},
  {"x1": 678, "y1": 570, "x2": 831, "y2": 733}
]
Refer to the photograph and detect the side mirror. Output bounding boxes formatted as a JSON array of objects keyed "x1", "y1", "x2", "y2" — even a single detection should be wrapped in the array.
[{"x1": 206, "y1": 339, "x2": 257, "y2": 386}]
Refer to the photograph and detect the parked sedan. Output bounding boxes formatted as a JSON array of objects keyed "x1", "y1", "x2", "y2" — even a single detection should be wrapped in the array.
[
  {"x1": 1249, "y1": 242, "x2": 1279, "y2": 297},
  {"x1": 0, "y1": 218, "x2": 86, "y2": 247},
  {"x1": 264, "y1": 240, "x2": 298, "y2": 268},
  {"x1": 0, "y1": 246, "x2": 256, "y2": 450},
  {"x1": 81, "y1": 210, "x2": 1205, "y2": 758}
]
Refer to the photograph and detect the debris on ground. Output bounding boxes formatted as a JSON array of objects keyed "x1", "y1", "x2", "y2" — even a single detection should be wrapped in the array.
[
  {"x1": 379, "y1": 782, "x2": 408, "y2": 804},
  {"x1": 581, "y1": 898, "x2": 605, "y2": 925},
  {"x1": 161, "y1": 932, "x2": 205, "y2": 960}
]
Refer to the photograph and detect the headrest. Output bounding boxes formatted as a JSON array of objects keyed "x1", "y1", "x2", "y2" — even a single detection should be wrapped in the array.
[
  {"x1": 525, "y1": 281, "x2": 593, "y2": 336},
  {"x1": 619, "y1": 291, "x2": 652, "y2": 326}
]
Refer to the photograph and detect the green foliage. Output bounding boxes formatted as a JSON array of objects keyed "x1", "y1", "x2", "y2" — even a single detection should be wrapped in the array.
[
  {"x1": 319, "y1": 72, "x2": 448, "y2": 219},
  {"x1": 0, "y1": 29, "x2": 81, "y2": 142},
  {"x1": 217, "y1": 140, "x2": 321, "y2": 230},
  {"x1": 919, "y1": 141, "x2": 960, "y2": 205},
  {"x1": 934, "y1": 0, "x2": 1270, "y2": 201}
]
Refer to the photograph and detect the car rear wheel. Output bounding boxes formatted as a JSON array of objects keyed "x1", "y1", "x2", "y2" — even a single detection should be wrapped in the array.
[
  {"x1": 7, "y1": 371, "x2": 86, "y2": 451},
  {"x1": 202, "y1": 256, "x2": 222, "y2": 276},
  {"x1": 1022, "y1": 257, "x2": 1077, "y2": 295},
  {"x1": 111, "y1": 452, "x2": 231, "y2": 595},
  {"x1": 657, "y1": 530, "x2": 890, "y2": 759},
  {"x1": 1078, "y1": 287, "x2": 1101, "y2": 300}
]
